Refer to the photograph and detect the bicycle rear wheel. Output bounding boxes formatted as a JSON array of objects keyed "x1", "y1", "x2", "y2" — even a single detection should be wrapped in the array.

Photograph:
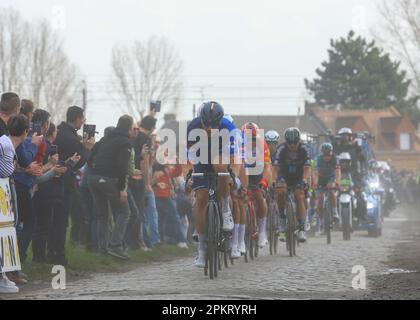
[
  {"x1": 244, "y1": 204, "x2": 250, "y2": 263},
  {"x1": 269, "y1": 203, "x2": 275, "y2": 256},
  {"x1": 248, "y1": 202, "x2": 257, "y2": 260},
  {"x1": 342, "y1": 204, "x2": 351, "y2": 241},
  {"x1": 272, "y1": 203, "x2": 279, "y2": 255}
]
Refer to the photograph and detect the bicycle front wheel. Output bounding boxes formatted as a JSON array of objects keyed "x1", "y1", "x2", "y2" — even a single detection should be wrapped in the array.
[
  {"x1": 325, "y1": 200, "x2": 331, "y2": 245},
  {"x1": 207, "y1": 202, "x2": 219, "y2": 279},
  {"x1": 286, "y1": 196, "x2": 296, "y2": 257}
]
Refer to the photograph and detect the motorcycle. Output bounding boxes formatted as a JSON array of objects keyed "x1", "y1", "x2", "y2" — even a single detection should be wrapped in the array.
[
  {"x1": 338, "y1": 174, "x2": 355, "y2": 241},
  {"x1": 360, "y1": 175, "x2": 384, "y2": 237}
]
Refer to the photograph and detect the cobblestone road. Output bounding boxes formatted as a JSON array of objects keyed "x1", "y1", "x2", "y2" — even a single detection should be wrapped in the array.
[{"x1": 12, "y1": 208, "x2": 410, "y2": 300}]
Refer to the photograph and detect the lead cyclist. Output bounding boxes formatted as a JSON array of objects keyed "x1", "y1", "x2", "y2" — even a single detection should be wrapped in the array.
[{"x1": 185, "y1": 102, "x2": 242, "y2": 268}]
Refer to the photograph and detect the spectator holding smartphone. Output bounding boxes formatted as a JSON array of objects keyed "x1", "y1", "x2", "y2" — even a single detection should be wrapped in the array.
[
  {"x1": 32, "y1": 123, "x2": 72, "y2": 263},
  {"x1": 133, "y1": 116, "x2": 160, "y2": 247},
  {"x1": 13, "y1": 109, "x2": 50, "y2": 277},
  {"x1": 53, "y1": 106, "x2": 94, "y2": 266}
]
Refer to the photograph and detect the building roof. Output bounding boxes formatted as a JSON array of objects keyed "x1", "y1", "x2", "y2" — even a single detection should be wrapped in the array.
[
  {"x1": 309, "y1": 106, "x2": 401, "y2": 133},
  {"x1": 335, "y1": 116, "x2": 359, "y2": 129},
  {"x1": 232, "y1": 115, "x2": 327, "y2": 136},
  {"x1": 307, "y1": 105, "x2": 420, "y2": 151},
  {"x1": 380, "y1": 117, "x2": 403, "y2": 133}
]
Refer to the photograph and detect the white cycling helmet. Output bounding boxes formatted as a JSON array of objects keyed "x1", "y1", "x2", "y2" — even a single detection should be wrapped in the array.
[
  {"x1": 338, "y1": 128, "x2": 353, "y2": 135},
  {"x1": 338, "y1": 152, "x2": 352, "y2": 161},
  {"x1": 265, "y1": 130, "x2": 280, "y2": 143}
]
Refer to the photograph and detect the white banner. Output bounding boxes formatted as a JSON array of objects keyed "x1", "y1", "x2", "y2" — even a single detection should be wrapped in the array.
[
  {"x1": 0, "y1": 226, "x2": 21, "y2": 272},
  {"x1": 0, "y1": 178, "x2": 14, "y2": 225}
]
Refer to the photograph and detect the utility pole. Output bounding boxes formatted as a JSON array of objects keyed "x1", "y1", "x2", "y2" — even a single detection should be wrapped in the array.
[
  {"x1": 193, "y1": 104, "x2": 196, "y2": 118},
  {"x1": 82, "y1": 80, "x2": 87, "y2": 111}
]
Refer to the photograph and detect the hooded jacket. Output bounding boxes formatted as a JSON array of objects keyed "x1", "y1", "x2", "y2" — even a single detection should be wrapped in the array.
[{"x1": 89, "y1": 127, "x2": 132, "y2": 191}]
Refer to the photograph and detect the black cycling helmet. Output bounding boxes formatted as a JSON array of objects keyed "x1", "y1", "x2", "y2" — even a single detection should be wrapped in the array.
[
  {"x1": 320, "y1": 142, "x2": 333, "y2": 155},
  {"x1": 284, "y1": 127, "x2": 301, "y2": 145},
  {"x1": 200, "y1": 101, "x2": 224, "y2": 128}
]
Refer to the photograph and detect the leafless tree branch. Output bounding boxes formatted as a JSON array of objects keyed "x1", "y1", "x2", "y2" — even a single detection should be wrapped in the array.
[{"x1": 110, "y1": 36, "x2": 184, "y2": 120}]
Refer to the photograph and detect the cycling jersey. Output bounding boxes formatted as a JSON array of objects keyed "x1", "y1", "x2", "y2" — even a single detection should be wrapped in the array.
[
  {"x1": 186, "y1": 117, "x2": 239, "y2": 190},
  {"x1": 241, "y1": 139, "x2": 271, "y2": 188},
  {"x1": 315, "y1": 154, "x2": 340, "y2": 188},
  {"x1": 241, "y1": 139, "x2": 271, "y2": 168},
  {"x1": 315, "y1": 154, "x2": 340, "y2": 178},
  {"x1": 273, "y1": 142, "x2": 311, "y2": 186},
  {"x1": 187, "y1": 117, "x2": 239, "y2": 162}
]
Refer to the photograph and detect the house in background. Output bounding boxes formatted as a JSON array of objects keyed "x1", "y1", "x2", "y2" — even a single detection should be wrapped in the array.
[
  {"x1": 232, "y1": 114, "x2": 328, "y2": 139},
  {"x1": 306, "y1": 104, "x2": 420, "y2": 171}
]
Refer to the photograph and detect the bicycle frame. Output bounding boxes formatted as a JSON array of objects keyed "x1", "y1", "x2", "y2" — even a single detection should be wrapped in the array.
[
  {"x1": 285, "y1": 187, "x2": 299, "y2": 257},
  {"x1": 246, "y1": 185, "x2": 261, "y2": 261},
  {"x1": 267, "y1": 185, "x2": 280, "y2": 255},
  {"x1": 186, "y1": 169, "x2": 236, "y2": 279}
]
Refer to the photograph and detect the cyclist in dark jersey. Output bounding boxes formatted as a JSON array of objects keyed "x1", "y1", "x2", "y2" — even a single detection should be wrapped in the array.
[
  {"x1": 273, "y1": 128, "x2": 312, "y2": 243},
  {"x1": 313, "y1": 143, "x2": 341, "y2": 225}
]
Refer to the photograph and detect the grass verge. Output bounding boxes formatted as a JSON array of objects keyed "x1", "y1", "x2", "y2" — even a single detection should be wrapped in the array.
[{"x1": 22, "y1": 242, "x2": 195, "y2": 284}]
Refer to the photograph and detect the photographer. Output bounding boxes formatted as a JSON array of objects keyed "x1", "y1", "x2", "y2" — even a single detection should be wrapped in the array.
[
  {"x1": 88, "y1": 115, "x2": 135, "y2": 260},
  {"x1": 53, "y1": 106, "x2": 95, "y2": 265}
]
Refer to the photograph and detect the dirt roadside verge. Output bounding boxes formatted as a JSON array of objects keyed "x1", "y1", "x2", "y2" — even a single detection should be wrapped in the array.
[{"x1": 363, "y1": 205, "x2": 420, "y2": 300}]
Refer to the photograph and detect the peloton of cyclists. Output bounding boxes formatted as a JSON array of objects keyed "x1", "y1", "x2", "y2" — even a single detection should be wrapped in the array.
[{"x1": 186, "y1": 106, "x2": 376, "y2": 268}]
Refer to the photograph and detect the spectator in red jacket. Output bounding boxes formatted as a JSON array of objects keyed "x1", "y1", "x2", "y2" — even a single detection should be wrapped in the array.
[{"x1": 152, "y1": 161, "x2": 188, "y2": 248}]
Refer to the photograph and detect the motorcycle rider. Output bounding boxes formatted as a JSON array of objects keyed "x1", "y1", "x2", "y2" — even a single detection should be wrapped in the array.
[{"x1": 333, "y1": 128, "x2": 368, "y2": 222}]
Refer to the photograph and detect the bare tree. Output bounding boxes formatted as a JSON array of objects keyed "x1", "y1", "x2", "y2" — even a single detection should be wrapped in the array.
[
  {"x1": 111, "y1": 36, "x2": 184, "y2": 120},
  {"x1": 376, "y1": 0, "x2": 420, "y2": 94},
  {"x1": 25, "y1": 18, "x2": 80, "y2": 122},
  {"x1": 0, "y1": 7, "x2": 80, "y2": 122},
  {"x1": 0, "y1": 7, "x2": 27, "y2": 93}
]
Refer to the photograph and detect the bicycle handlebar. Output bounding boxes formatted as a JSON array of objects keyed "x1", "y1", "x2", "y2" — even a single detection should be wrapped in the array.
[{"x1": 185, "y1": 167, "x2": 237, "y2": 189}]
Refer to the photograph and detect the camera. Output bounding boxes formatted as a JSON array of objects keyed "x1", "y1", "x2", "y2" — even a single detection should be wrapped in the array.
[
  {"x1": 49, "y1": 144, "x2": 58, "y2": 155},
  {"x1": 150, "y1": 100, "x2": 161, "y2": 113},
  {"x1": 83, "y1": 124, "x2": 97, "y2": 139}
]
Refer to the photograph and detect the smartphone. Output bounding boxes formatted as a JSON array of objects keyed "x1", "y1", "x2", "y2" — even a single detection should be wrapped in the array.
[
  {"x1": 83, "y1": 124, "x2": 97, "y2": 139},
  {"x1": 150, "y1": 100, "x2": 161, "y2": 113},
  {"x1": 49, "y1": 144, "x2": 58, "y2": 155},
  {"x1": 32, "y1": 122, "x2": 42, "y2": 136}
]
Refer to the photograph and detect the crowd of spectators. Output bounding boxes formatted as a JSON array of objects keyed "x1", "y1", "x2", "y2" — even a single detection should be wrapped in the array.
[{"x1": 0, "y1": 92, "x2": 192, "y2": 294}]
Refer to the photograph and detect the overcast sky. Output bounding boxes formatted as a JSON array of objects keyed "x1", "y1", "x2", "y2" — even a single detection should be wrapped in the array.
[{"x1": 2, "y1": 0, "x2": 382, "y2": 133}]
